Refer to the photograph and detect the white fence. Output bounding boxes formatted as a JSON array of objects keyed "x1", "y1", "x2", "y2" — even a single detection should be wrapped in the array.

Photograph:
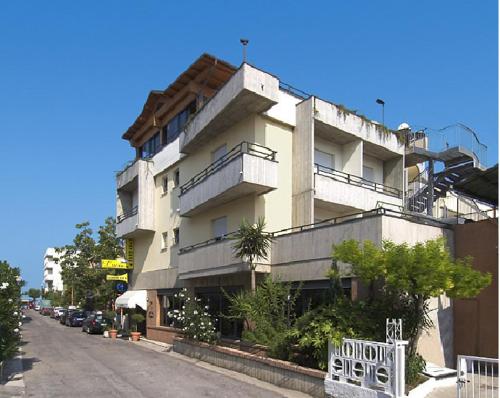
[
  {"x1": 457, "y1": 355, "x2": 498, "y2": 398},
  {"x1": 325, "y1": 319, "x2": 407, "y2": 398}
]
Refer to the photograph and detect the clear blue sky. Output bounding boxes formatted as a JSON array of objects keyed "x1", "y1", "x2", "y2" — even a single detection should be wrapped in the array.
[{"x1": 0, "y1": 1, "x2": 497, "y2": 289}]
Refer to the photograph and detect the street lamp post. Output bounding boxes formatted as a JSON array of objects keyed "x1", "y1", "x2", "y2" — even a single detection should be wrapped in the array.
[{"x1": 376, "y1": 98, "x2": 385, "y2": 127}]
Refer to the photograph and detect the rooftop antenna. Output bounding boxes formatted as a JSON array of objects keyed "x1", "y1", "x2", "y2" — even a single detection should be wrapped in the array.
[{"x1": 240, "y1": 38, "x2": 249, "y2": 63}]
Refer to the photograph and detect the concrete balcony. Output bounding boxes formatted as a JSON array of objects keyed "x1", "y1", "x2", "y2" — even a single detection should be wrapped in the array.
[
  {"x1": 314, "y1": 164, "x2": 403, "y2": 212},
  {"x1": 181, "y1": 64, "x2": 279, "y2": 154},
  {"x1": 313, "y1": 98, "x2": 404, "y2": 157},
  {"x1": 116, "y1": 164, "x2": 154, "y2": 238},
  {"x1": 179, "y1": 142, "x2": 278, "y2": 216},
  {"x1": 271, "y1": 208, "x2": 453, "y2": 282},
  {"x1": 178, "y1": 234, "x2": 271, "y2": 279}
]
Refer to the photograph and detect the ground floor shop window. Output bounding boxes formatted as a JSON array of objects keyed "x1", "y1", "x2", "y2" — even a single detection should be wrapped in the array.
[
  {"x1": 158, "y1": 289, "x2": 182, "y2": 328},
  {"x1": 195, "y1": 286, "x2": 243, "y2": 339}
]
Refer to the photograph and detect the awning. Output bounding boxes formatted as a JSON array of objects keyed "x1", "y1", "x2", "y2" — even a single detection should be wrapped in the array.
[{"x1": 115, "y1": 290, "x2": 147, "y2": 310}]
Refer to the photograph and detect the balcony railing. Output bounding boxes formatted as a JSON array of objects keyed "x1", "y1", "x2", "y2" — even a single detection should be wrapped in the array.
[
  {"x1": 117, "y1": 206, "x2": 138, "y2": 223},
  {"x1": 179, "y1": 231, "x2": 238, "y2": 254},
  {"x1": 314, "y1": 164, "x2": 402, "y2": 198},
  {"x1": 180, "y1": 141, "x2": 277, "y2": 195}
]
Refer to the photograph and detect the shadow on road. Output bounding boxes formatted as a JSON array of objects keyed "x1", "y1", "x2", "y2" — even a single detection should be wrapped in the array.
[{"x1": 0, "y1": 356, "x2": 39, "y2": 385}]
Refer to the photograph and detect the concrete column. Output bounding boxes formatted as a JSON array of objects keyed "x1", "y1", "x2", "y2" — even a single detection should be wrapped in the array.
[
  {"x1": 341, "y1": 140, "x2": 363, "y2": 176},
  {"x1": 427, "y1": 159, "x2": 434, "y2": 216},
  {"x1": 292, "y1": 97, "x2": 315, "y2": 227},
  {"x1": 383, "y1": 156, "x2": 404, "y2": 191}
]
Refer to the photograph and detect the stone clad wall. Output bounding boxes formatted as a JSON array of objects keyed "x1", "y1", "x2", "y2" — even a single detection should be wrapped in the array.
[{"x1": 173, "y1": 338, "x2": 326, "y2": 398}]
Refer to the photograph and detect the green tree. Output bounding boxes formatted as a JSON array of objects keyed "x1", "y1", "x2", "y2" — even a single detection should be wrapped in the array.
[
  {"x1": 332, "y1": 237, "x2": 491, "y2": 357},
  {"x1": 232, "y1": 218, "x2": 274, "y2": 292},
  {"x1": 27, "y1": 288, "x2": 41, "y2": 302},
  {"x1": 0, "y1": 261, "x2": 23, "y2": 361},
  {"x1": 57, "y1": 217, "x2": 123, "y2": 310}
]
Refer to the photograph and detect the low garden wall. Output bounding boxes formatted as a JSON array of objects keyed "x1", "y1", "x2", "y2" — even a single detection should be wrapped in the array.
[
  {"x1": 147, "y1": 326, "x2": 183, "y2": 345},
  {"x1": 173, "y1": 337, "x2": 326, "y2": 397}
]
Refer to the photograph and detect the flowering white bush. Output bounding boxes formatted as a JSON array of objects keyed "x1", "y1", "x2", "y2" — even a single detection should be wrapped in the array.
[
  {"x1": 0, "y1": 261, "x2": 23, "y2": 361},
  {"x1": 167, "y1": 288, "x2": 217, "y2": 343}
]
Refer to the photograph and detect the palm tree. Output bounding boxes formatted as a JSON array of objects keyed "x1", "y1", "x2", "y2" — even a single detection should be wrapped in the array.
[{"x1": 232, "y1": 217, "x2": 274, "y2": 292}]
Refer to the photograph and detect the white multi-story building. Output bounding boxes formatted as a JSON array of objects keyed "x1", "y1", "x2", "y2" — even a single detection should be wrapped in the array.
[
  {"x1": 43, "y1": 248, "x2": 64, "y2": 292},
  {"x1": 114, "y1": 53, "x2": 492, "y2": 366}
]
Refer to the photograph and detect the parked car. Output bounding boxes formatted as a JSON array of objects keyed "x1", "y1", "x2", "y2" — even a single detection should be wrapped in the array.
[
  {"x1": 34, "y1": 305, "x2": 40, "y2": 311},
  {"x1": 40, "y1": 306, "x2": 53, "y2": 316},
  {"x1": 59, "y1": 309, "x2": 70, "y2": 325},
  {"x1": 82, "y1": 312, "x2": 112, "y2": 334},
  {"x1": 52, "y1": 307, "x2": 64, "y2": 319},
  {"x1": 66, "y1": 311, "x2": 87, "y2": 327}
]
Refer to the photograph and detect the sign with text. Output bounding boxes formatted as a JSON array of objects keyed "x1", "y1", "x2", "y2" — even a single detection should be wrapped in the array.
[
  {"x1": 106, "y1": 273, "x2": 128, "y2": 283},
  {"x1": 101, "y1": 259, "x2": 133, "y2": 269},
  {"x1": 125, "y1": 239, "x2": 134, "y2": 266}
]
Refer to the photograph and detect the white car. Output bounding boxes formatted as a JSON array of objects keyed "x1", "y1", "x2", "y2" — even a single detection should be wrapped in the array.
[{"x1": 34, "y1": 305, "x2": 40, "y2": 311}]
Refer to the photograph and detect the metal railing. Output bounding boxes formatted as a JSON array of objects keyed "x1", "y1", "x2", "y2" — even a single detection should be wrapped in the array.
[
  {"x1": 314, "y1": 164, "x2": 402, "y2": 198},
  {"x1": 116, "y1": 206, "x2": 138, "y2": 224},
  {"x1": 457, "y1": 355, "x2": 498, "y2": 397},
  {"x1": 179, "y1": 231, "x2": 238, "y2": 254},
  {"x1": 180, "y1": 141, "x2": 277, "y2": 195},
  {"x1": 178, "y1": 207, "x2": 452, "y2": 254},
  {"x1": 279, "y1": 81, "x2": 311, "y2": 100},
  {"x1": 406, "y1": 124, "x2": 487, "y2": 166}
]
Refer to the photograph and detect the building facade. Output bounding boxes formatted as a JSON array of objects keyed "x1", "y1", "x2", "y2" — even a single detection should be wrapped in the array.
[
  {"x1": 43, "y1": 248, "x2": 64, "y2": 292},
  {"x1": 114, "y1": 54, "x2": 491, "y2": 366}
]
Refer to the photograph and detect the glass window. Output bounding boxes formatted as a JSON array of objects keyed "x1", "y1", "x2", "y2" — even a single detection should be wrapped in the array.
[
  {"x1": 158, "y1": 291, "x2": 182, "y2": 327},
  {"x1": 212, "y1": 216, "x2": 227, "y2": 239},
  {"x1": 141, "y1": 132, "x2": 161, "y2": 158},
  {"x1": 314, "y1": 149, "x2": 334, "y2": 170},
  {"x1": 173, "y1": 169, "x2": 180, "y2": 187},
  {"x1": 161, "y1": 232, "x2": 168, "y2": 250},
  {"x1": 363, "y1": 166, "x2": 375, "y2": 182},
  {"x1": 173, "y1": 228, "x2": 180, "y2": 246},
  {"x1": 161, "y1": 175, "x2": 168, "y2": 194},
  {"x1": 162, "y1": 101, "x2": 197, "y2": 145}
]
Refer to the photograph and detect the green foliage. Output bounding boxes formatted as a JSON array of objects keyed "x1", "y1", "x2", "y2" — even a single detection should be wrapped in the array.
[
  {"x1": 130, "y1": 313, "x2": 145, "y2": 332},
  {"x1": 332, "y1": 237, "x2": 491, "y2": 357},
  {"x1": 169, "y1": 289, "x2": 217, "y2": 343},
  {"x1": 27, "y1": 288, "x2": 41, "y2": 301},
  {"x1": 406, "y1": 354, "x2": 427, "y2": 385},
  {"x1": 56, "y1": 217, "x2": 123, "y2": 310},
  {"x1": 0, "y1": 261, "x2": 23, "y2": 361},
  {"x1": 104, "y1": 310, "x2": 117, "y2": 330},
  {"x1": 43, "y1": 290, "x2": 63, "y2": 306},
  {"x1": 225, "y1": 276, "x2": 301, "y2": 360},
  {"x1": 232, "y1": 217, "x2": 273, "y2": 268}
]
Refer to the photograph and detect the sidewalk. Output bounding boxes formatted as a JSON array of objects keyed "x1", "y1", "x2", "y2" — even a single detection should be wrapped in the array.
[{"x1": 0, "y1": 352, "x2": 25, "y2": 397}]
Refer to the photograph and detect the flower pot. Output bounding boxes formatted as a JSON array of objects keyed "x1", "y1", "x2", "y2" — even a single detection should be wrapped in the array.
[
  {"x1": 130, "y1": 331, "x2": 141, "y2": 342},
  {"x1": 109, "y1": 329, "x2": 118, "y2": 339}
]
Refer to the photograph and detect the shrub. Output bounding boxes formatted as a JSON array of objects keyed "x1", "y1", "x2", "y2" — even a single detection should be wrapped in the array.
[
  {"x1": 169, "y1": 288, "x2": 217, "y2": 343},
  {"x1": 406, "y1": 353, "x2": 426, "y2": 385},
  {"x1": 130, "y1": 313, "x2": 145, "y2": 332}
]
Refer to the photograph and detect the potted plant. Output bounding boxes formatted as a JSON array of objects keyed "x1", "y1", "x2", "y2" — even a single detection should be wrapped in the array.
[
  {"x1": 105, "y1": 310, "x2": 118, "y2": 339},
  {"x1": 130, "y1": 313, "x2": 145, "y2": 342}
]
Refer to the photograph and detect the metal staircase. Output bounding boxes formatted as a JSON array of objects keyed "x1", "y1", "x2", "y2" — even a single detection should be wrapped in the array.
[{"x1": 404, "y1": 124, "x2": 487, "y2": 216}]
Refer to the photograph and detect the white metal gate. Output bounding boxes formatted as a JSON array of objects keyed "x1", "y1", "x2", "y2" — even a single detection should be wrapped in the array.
[{"x1": 457, "y1": 355, "x2": 498, "y2": 397}]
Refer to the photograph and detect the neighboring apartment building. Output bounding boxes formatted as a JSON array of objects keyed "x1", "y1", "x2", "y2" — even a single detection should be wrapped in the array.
[
  {"x1": 115, "y1": 53, "x2": 492, "y2": 367},
  {"x1": 43, "y1": 248, "x2": 64, "y2": 292}
]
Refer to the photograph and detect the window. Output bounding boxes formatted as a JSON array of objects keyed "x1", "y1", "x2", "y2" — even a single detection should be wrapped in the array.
[
  {"x1": 161, "y1": 232, "x2": 168, "y2": 251},
  {"x1": 173, "y1": 169, "x2": 180, "y2": 187},
  {"x1": 211, "y1": 144, "x2": 227, "y2": 166},
  {"x1": 173, "y1": 228, "x2": 180, "y2": 246},
  {"x1": 158, "y1": 290, "x2": 183, "y2": 327},
  {"x1": 140, "y1": 132, "x2": 161, "y2": 159},
  {"x1": 363, "y1": 166, "x2": 375, "y2": 182},
  {"x1": 314, "y1": 149, "x2": 335, "y2": 170},
  {"x1": 161, "y1": 175, "x2": 168, "y2": 194},
  {"x1": 212, "y1": 216, "x2": 227, "y2": 239},
  {"x1": 162, "y1": 101, "x2": 197, "y2": 145}
]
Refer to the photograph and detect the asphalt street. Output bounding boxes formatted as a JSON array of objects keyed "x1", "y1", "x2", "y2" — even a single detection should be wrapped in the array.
[{"x1": 8, "y1": 311, "x2": 296, "y2": 398}]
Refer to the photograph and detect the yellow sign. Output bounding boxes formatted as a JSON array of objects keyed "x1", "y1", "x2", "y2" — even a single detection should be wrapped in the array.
[
  {"x1": 101, "y1": 259, "x2": 133, "y2": 269},
  {"x1": 125, "y1": 239, "x2": 134, "y2": 266},
  {"x1": 106, "y1": 273, "x2": 128, "y2": 282}
]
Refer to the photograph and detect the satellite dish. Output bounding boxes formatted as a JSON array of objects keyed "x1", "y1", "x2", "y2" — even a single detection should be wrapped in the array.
[{"x1": 397, "y1": 122, "x2": 411, "y2": 131}]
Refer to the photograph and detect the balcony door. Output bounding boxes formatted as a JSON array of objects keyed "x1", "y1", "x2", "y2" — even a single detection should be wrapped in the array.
[
  {"x1": 314, "y1": 149, "x2": 335, "y2": 173},
  {"x1": 211, "y1": 144, "x2": 227, "y2": 169},
  {"x1": 212, "y1": 216, "x2": 227, "y2": 239}
]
